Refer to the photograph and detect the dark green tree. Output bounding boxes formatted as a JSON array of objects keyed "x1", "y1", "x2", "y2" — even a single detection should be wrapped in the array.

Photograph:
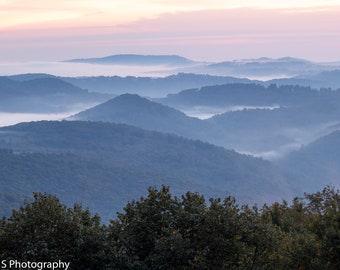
[{"x1": 0, "y1": 193, "x2": 109, "y2": 270}]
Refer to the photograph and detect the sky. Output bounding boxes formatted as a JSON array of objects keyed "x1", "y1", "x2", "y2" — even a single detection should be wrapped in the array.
[{"x1": 1, "y1": 0, "x2": 340, "y2": 62}]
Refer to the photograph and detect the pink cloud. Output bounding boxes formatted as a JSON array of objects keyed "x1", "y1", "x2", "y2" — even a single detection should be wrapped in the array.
[{"x1": 1, "y1": 8, "x2": 340, "y2": 62}]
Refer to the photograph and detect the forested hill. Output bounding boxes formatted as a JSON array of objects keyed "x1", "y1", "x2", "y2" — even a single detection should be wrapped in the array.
[
  {"x1": 160, "y1": 83, "x2": 340, "y2": 108},
  {"x1": 60, "y1": 73, "x2": 256, "y2": 97},
  {"x1": 70, "y1": 93, "x2": 217, "y2": 142},
  {"x1": 0, "y1": 149, "x2": 196, "y2": 221},
  {"x1": 0, "y1": 77, "x2": 110, "y2": 113},
  {"x1": 276, "y1": 130, "x2": 340, "y2": 192},
  {"x1": 0, "y1": 121, "x2": 291, "y2": 215}
]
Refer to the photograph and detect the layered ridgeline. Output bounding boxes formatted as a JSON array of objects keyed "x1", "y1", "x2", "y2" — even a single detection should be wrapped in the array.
[
  {"x1": 158, "y1": 84, "x2": 340, "y2": 158},
  {"x1": 0, "y1": 76, "x2": 111, "y2": 113},
  {"x1": 70, "y1": 90, "x2": 340, "y2": 160},
  {"x1": 70, "y1": 94, "x2": 219, "y2": 143},
  {"x1": 64, "y1": 54, "x2": 196, "y2": 66},
  {"x1": 63, "y1": 54, "x2": 340, "y2": 79},
  {"x1": 7, "y1": 70, "x2": 340, "y2": 99},
  {"x1": 0, "y1": 120, "x2": 291, "y2": 221},
  {"x1": 160, "y1": 83, "x2": 340, "y2": 108}
]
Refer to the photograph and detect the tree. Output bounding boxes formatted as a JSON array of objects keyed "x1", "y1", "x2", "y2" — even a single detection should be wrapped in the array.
[
  {"x1": 0, "y1": 193, "x2": 109, "y2": 270},
  {"x1": 108, "y1": 186, "x2": 281, "y2": 269}
]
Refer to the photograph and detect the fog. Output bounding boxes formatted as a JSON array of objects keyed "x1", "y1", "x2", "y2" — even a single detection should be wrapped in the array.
[
  {"x1": 0, "y1": 112, "x2": 76, "y2": 127},
  {"x1": 182, "y1": 105, "x2": 280, "y2": 119},
  {"x1": 237, "y1": 121, "x2": 340, "y2": 160},
  {"x1": 0, "y1": 61, "x2": 175, "y2": 77}
]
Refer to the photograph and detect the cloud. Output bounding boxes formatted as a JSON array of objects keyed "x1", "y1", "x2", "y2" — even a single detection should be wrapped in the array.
[
  {"x1": 2, "y1": 0, "x2": 340, "y2": 30},
  {"x1": 1, "y1": 7, "x2": 340, "y2": 61}
]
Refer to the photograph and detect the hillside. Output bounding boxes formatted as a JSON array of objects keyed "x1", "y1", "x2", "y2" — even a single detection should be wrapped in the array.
[
  {"x1": 0, "y1": 121, "x2": 292, "y2": 217},
  {"x1": 0, "y1": 77, "x2": 111, "y2": 113},
  {"x1": 0, "y1": 149, "x2": 199, "y2": 222},
  {"x1": 276, "y1": 130, "x2": 340, "y2": 192},
  {"x1": 160, "y1": 83, "x2": 340, "y2": 109},
  {"x1": 8, "y1": 71, "x2": 340, "y2": 99},
  {"x1": 70, "y1": 94, "x2": 217, "y2": 142},
  {"x1": 206, "y1": 103, "x2": 340, "y2": 157},
  {"x1": 60, "y1": 73, "x2": 257, "y2": 97}
]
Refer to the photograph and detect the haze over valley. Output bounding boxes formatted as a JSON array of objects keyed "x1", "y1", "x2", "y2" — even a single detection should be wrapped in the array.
[{"x1": 1, "y1": 52, "x2": 340, "y2": 222}]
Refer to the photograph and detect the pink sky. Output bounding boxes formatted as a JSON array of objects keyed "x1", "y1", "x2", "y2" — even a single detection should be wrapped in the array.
[{"x1": 1, "y1": 1, "x2": 340, "y2": 62}]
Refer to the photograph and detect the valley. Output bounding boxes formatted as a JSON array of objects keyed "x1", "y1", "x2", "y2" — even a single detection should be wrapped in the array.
[{"x1": 1, "y1": 54, "x2": 340, "y2": 222}]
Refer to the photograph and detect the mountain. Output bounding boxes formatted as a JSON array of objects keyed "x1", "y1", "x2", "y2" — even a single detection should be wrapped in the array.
[
  {"x1": 206, "y1": 102, "x2": 340, "y2": 158},
  {"x1": 0, "y1": 77, "x2": 112, "y2": 113},
  {"x1": 7, "y1": 71, "x2": 340, "y2": 99},
  {"x1": 70, "y1": 88, "x2": 340, "y2": 160},
  {"x1": 0, "y1": 149, "x2": 197, "y2": 222},
  {"x1": 156, "y1": 83, "x2": 340, "y2": 158},
  {"x1": 64, "y1": 54, "x2": 195, "y2": 66},
  {"x1": 181, "y1": 57, "x2": 340, "y2": 78},
  {"x1": 60, "y1": 73, "x2": 258, "y2": 97},
  {"x1": 0, "y1": 120, "x2": 292, "y2": 220},
  {"x1": 7, "y1": 73, "x2": 57, "y2": 81},
  {"x1": 276, "y1": 130, "x2": 340, "y2": 193},
  {"x1": 70, "y1": 94, "x2": 217, "y2": 142},
  {"x1": 63, "y1": 55, "x2": 340, "y2": 79},
  {"x1": 160, "y1": 83, "x2": 340, "y2": 109}
]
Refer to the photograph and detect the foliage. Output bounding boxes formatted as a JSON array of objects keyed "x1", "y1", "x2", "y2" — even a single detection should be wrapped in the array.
[
  {"x1": 0, "y1": 193, "x2": 109, "y2": 270},
  {"x1": 1, "y1": 186, "x2": 339, "y2": 269}
]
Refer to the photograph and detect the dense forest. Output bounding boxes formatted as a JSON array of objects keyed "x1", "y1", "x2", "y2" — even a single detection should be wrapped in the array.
[
  {"x1": 1, "y1": 186, "x2": 339, "y2": 269},
  {"x1": 0, "y1": 120, "x2": 291, "y2": 215}
]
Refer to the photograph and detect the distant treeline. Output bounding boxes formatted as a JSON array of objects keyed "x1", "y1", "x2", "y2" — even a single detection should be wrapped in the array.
[{"x1": 1, "y1": 186, "x2": 339, "y2": 270}]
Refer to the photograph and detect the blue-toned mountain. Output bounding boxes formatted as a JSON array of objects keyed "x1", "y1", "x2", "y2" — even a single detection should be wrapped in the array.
[
  {"x1": 0, "y1": 77, "x2": 111, "y2": 113},
  {"x1": 71, "y1": 94, "x2": 217, "y2": 142},
  {"x1": 0, "y1": 120, "x2": 292, "y2": 221}
]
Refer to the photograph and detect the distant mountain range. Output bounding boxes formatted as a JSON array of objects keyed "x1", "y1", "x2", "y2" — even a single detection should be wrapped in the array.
[
  {"x1": 64, "y1": 54, "x2": 196, "y2": 66},
  {"x1": 6, "y1": 68, "x2": 340, "y2": 100},
  {"x1": 159, "y1": 83, "x2": 340, "y2": 108},
  {"x1": 200, "y1": 57, "x2": 317, "y2": 78},
  {"x1": 69, "y1": 90, "x2": 340, "y2": 160},
  {"x1": 63, "y1": 54, "x2": 340, "y2": 79}
]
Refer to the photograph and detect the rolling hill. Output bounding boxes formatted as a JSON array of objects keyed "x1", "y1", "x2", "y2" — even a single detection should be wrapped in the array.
[
  {"x1": 70, "y1": 94, "x2": 218, "y2": 142},
  {"x1": 0, "y1": 77, "x2": 111, "y2": 113},
  {"x1": 0, "y1": 120, "x2": 292, "y2": 220},
  {"x1": 160, "y1": 83, "x2": 340, "y2": 109},
  {"x1": 276, "y1": 130, "x2": 340, "y2": 193}
]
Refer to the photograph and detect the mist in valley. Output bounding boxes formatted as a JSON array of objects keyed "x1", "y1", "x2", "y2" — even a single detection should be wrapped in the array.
[{"x1": 1, "y1": 54, "x2": 340, "y2": 224}]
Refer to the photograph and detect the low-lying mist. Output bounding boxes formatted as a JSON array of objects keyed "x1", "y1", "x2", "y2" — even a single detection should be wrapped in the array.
[
  {"x1": 0, "y1": 112, "x2": 75, "y2": 127},
  {"x1": 181, "y1": 105, "x2": 280, "y2": 119},
  {"x1": 0, "y1": 61, "x2": 179, "y2": 77}
]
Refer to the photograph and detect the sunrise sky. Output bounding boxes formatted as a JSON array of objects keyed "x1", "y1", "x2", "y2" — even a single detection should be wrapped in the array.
[{"x1": 1, "y1": 0, "x2": 340, "y2": 62}]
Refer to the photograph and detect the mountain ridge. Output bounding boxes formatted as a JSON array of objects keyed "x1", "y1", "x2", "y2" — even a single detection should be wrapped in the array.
[
  {"x1": 0, "y1": 76, "x2": 112, "y2": 113},
  {"x1": 64, "y1": 54, "x2": 196, "y2": 66},
  {"x1": 70, "y1": 93, "x2": 218, "y2": 143},
  {"x1": 0, "y1": 120, "x2": 292, "y2": 209}
]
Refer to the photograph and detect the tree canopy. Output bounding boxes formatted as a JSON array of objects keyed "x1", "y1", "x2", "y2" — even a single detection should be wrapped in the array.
[{"x1": 1, "y1": 186, "x2": 339, "y2": 269}]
